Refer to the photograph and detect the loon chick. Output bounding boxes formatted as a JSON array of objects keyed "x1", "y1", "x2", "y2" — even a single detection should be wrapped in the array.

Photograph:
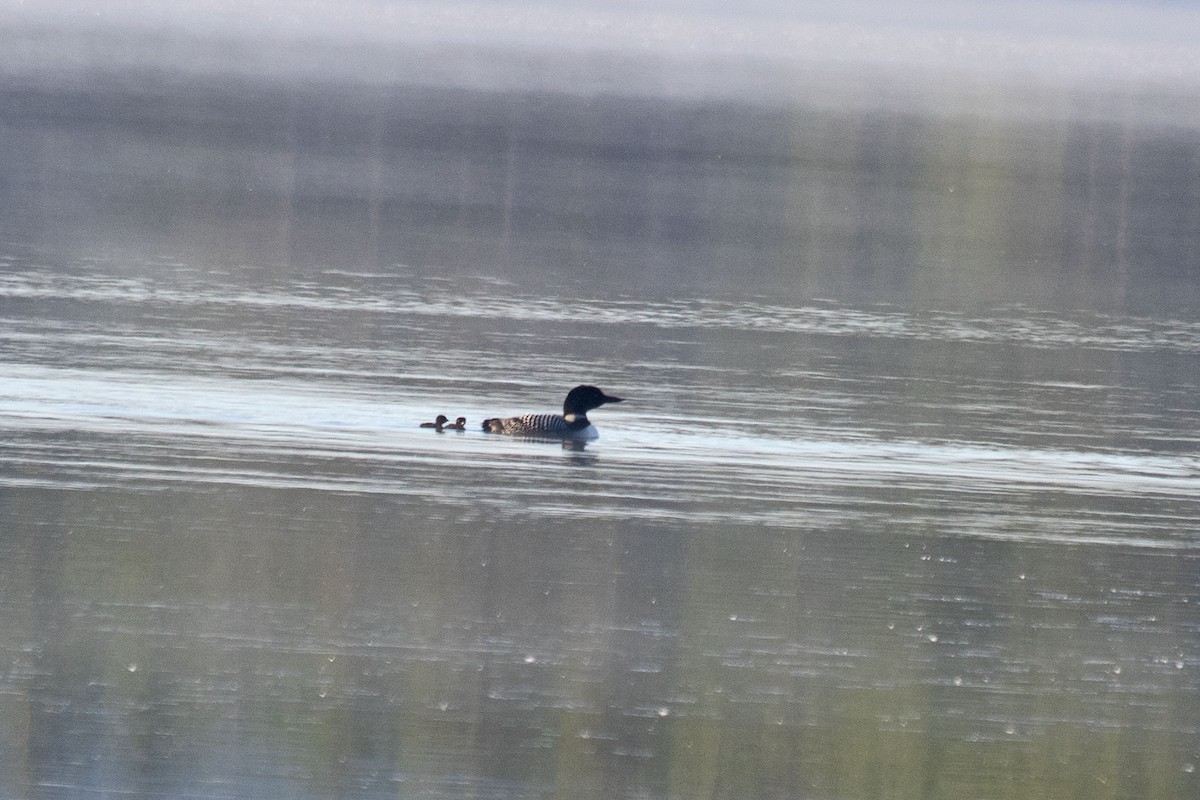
[
  {"x1": 482, "y1": 385, "x2": 624, "y2": 440},
  {"x1": 420, "y1": 414, "x2": 449, "y2": 430},
  {"x1": 444, "y1": 416, "x2": 467, "y2": 430}
]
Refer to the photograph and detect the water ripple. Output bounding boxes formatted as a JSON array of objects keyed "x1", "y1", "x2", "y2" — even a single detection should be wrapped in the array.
[
  {"x1": 3, "y1": 362, "x2": 1197, "y2": 549},
  {"x1": 4, "y1": 268, "x2": 1200, "y2": 353}
]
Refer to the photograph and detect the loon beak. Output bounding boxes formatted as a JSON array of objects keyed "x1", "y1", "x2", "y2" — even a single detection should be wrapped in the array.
[{"x1": 603, "y1": 393, "x2": 624, "y2": 404}]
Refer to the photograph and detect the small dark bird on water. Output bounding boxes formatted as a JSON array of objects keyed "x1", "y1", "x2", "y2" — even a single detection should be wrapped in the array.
[
  {"x1": 444, "y1": 417, "x2": 467, "y2": 430},
  {"x1": 420, "y1": 414, "x2": 449, "y2": 430}
]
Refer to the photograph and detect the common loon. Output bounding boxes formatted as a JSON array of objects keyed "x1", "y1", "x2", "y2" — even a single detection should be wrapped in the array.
[
  {"x1": 482, "y1": 385, "x2": 624, "y2": 439},
  {"x1": 420, "y1": 414, "x2": 449, "y2": 430},
  {"x1": 444, "y1": 416, "x2": 467, "y2": 430}
]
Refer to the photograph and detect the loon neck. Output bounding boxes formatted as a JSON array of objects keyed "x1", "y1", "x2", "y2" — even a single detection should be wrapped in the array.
[{"x1": 563, "y1": 412, "x2": 591, "y2": 430}]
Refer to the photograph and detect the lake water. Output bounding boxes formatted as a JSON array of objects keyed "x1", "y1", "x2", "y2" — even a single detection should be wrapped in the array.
[{"x1": 2, "y1": 5, "x2": 1200, "y2": 799}]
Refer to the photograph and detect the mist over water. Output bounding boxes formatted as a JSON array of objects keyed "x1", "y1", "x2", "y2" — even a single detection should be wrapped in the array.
[{"x1": 2, "y1": 2, "x2": 1200, "y2": 798}]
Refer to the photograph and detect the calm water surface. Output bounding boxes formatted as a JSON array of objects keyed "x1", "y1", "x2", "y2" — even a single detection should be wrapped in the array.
[{"x1": 3, "y1": 7, "x2": 1200, "y2": 799}]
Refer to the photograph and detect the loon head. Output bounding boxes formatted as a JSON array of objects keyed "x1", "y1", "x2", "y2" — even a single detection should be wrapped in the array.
[{"x1": 563, "y1": 385, "x2": 624, "y2": 417}]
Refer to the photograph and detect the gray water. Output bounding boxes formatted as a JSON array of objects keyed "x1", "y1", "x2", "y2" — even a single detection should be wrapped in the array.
[{"x1": 3, "y1": 5, "x2": 1200, "y2": 799}]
